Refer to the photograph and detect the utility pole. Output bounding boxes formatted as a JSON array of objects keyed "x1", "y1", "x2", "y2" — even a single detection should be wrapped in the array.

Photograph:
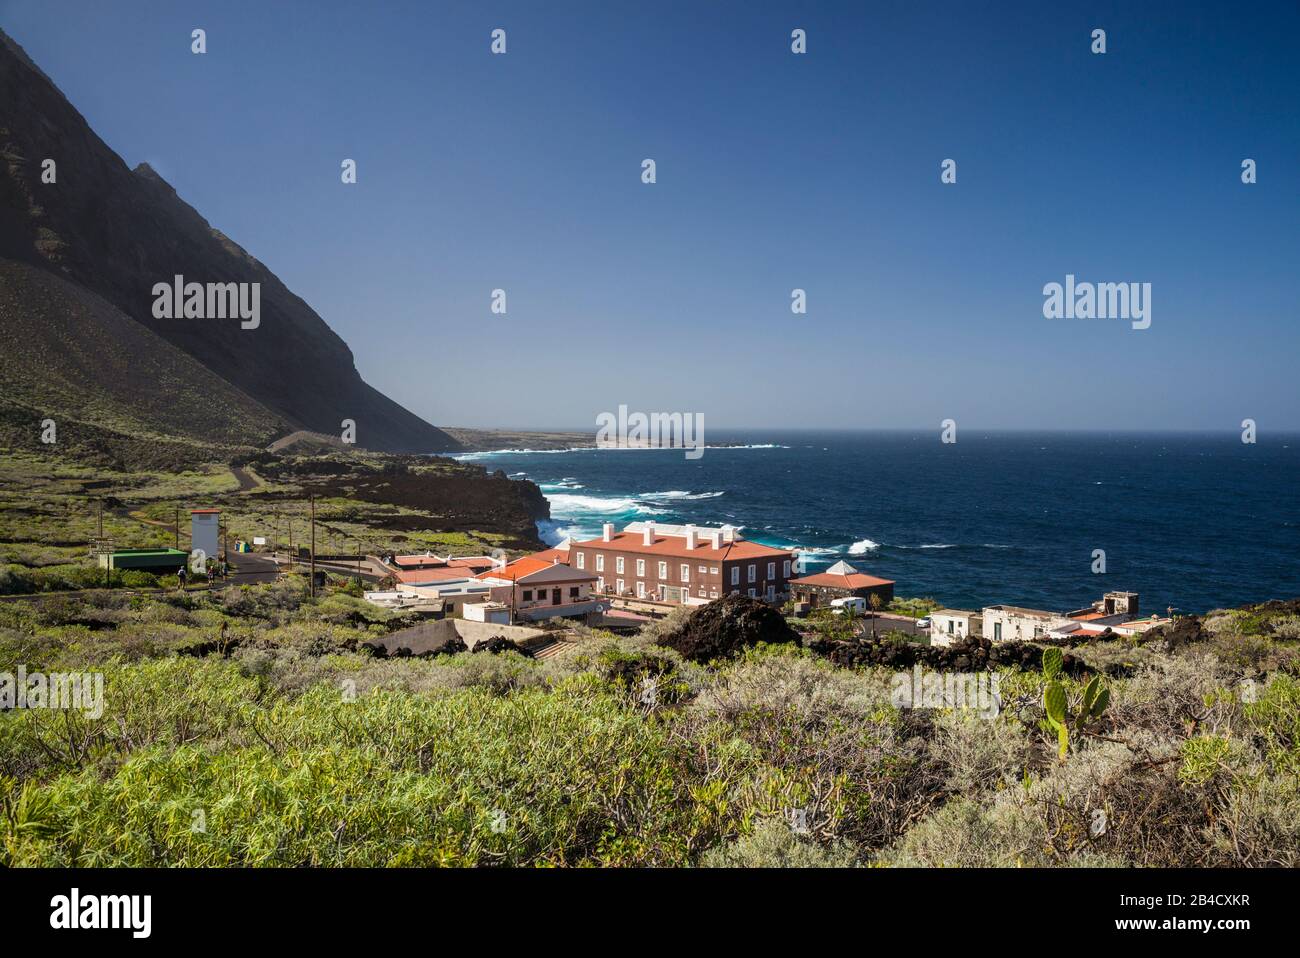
[
  {"x1": 175, "y1": 506, "x2": 180, "y2": 550},
  {"x1": 309, "y1": 495, "x2": 316, "y2": 598},
  {"x1": 98, "y1": 499, "x2": 108, "y2": 588},
  {"x1": 287, "y1": 520, "x2": 294, "y2": 570}
]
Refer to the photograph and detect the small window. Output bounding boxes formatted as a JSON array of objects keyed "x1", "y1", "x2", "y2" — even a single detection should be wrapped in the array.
[
  {"x1": 767, "y1": 562, "x2": 775, "y2": 579},
  {"x1": 947, "y1": 620, "x2": 954, "y2": 634},
  {"x1": 569, "y1": 586, "x2": 579, "y2": 598},
  {"x1": 636, "y1": 558, "x2": 645, "y2": 576},
  {"x1": 698, "y1": 565, "x2": 707, "y2": 573},
  {"x1": 616, "y1": 556, "x2": 625, "y2": 574},
  {"x1": 596, "y1": 555, "x2": 604, "y2": 572},
  {"x1": 747, "y1": 564, "x2": 756, "y2": 583},
  {"x1": 575, "y1": 552, "x2": 585, "y2": 570},
  {"x1": 747, "y1": 588, "x2": 756, "y2": 598},
  {"x1": 782, "y1": 560, "x2": 790, "y2": 578},
  {"x1": 709, "y1": 566, "x2": 718, "y2": 574},
  {"x1": 637, "y1": 581, "x2": 646, "y2": 598},
  {"x1": 522, "y1": 590, "x2": 533, "y2": 601},
  {"x1": 658, "y1": 561, "x2": 668, "y2": 579},
  {"x1": 616, "y1": 578, "x2": 625, "y2": 594},
  {"x1": 730, "y1": 566, "x2": 739, "y2": 585},
  {"x1": 681, "y1": 563, "x2": 690, "y2": 582}
]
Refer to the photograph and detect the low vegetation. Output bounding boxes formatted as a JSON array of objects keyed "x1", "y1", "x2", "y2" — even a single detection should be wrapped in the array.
[{"x1": 1, "y1": 574, "x2": 1297, "y2": 867}]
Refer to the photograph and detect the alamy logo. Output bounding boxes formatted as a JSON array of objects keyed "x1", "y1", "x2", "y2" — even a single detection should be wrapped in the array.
[
  {"x1": 891, "y1": 665, "x2": 1001, "y2": 719},
  {"x1": 595, "y1": 404, "x2": 704, "y2": 460},
  {"x1": 50, "y1": 888, "x2": 151, "y2": 938},
  {"x1": 151, "y1": 275, "x2": 261, "y2": 329},
  {"x1": 0, "y1": 667, "x2": 103, "y2": 720},
  {"x1": 1043, "y1": 274, "x2": 1150, "y2": 330}
]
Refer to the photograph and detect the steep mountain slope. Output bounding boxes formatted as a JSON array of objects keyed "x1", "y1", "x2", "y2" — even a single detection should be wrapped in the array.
[
  {"x1": 0, "y1": 27, "x2": 459, "y2": 454},
  {"x1": 0, "y1": 257, "x2": 292, "y2": 467}
]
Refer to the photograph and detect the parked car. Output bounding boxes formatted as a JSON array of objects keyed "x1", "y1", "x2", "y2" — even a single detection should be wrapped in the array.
[{"x1": 915, "y1": 617, "x2": 932, "y2": 630}]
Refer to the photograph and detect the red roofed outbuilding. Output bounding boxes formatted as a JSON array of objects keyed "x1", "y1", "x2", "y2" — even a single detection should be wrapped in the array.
[{"x1": 788, "y1": 560, "x2": 895, "y2": 609}]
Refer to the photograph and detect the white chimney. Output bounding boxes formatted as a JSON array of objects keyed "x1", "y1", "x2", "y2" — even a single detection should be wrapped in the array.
[
  {"x1": 685, "y1": 525, "x2": 697, "y2": 550},
  {"x1": 722, "y1": 526, "x2": 736, "y2": 543},
  {"x1": 643, "y1": 522, "x2": 655, "y2": 547},
  {"x1": 710, "y1": 531, "x2": 722, "y2": 550},
  {"x1": 602, "y1": 523, "x2": 614, "y2": 542}
]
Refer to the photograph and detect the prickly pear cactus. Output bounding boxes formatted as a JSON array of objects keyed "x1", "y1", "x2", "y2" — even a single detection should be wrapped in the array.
[
  {"x1": 1041, "y1": 647, "x2": 1063, "y2": 679},
  {"x1": 1044, "y1": 680, "x2": 1070, "y2": 759}
]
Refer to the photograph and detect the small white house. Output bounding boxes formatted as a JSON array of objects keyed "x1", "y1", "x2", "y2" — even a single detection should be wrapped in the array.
[
  {"x1": 982, "y1": 605, "x2": 1071, "y2": 643},
  {"x1": 929, "y1": 609, "x2": 983, "y2": 647},
  {"x1": 463, "y1": 601, "x2": 511, "y2": 625}
]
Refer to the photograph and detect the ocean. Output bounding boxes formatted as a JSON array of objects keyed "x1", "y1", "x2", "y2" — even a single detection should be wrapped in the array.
[{"x1": 455, "y1": 431, "x2": 1300, "y2": 615}]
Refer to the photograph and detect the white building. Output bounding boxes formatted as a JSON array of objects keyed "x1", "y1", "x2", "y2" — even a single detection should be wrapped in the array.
[
  {"x1": 929, "y1": 609, "x2": 983, "y2": 647},
  {"x1": 982, "y1": 605, "x2": 1072, "y2": 643}
]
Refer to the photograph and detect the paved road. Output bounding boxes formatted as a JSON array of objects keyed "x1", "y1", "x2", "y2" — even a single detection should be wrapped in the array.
[{"x1": 228, "y1": 551, "x2": 282, "y2": 584}]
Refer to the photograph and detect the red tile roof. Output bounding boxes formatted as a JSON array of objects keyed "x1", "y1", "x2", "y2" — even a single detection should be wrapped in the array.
[
  {"x1": 528, "y1": 546, "x2": 571, "y2": 564},
  {"x1": 392, "y1": 554, "x2": 448, "y2": 569},
  {"x1": 391, "y1": 566, "x2": 475, "y2": 584},
  {"x1": 445, "y1": 556, "x2": 496, "y2": 571},
  {"x1": 789, "y1": 571, "x2": 895, "y2": 589},
  {"x1": 474, "y1": 555, "x2": 593, "y2": 584},
  {"x1": 569, "y1": 531, "x2": 791, "y2": 562}
]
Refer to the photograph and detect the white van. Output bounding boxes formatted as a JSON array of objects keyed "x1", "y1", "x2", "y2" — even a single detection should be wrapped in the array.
[{"x1": 830, "y1": 596, "x2": 867, "y2": 615}]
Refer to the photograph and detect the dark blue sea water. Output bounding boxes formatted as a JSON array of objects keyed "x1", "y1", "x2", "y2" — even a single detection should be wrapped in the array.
[{"x1": 456, "y1": 432, "x2": 1300, "y2": 614}]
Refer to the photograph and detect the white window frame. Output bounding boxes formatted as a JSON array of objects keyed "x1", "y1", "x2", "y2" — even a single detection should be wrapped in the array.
[
  {"x1": 681, "y1": 563, "x2": 690, "y2": 582},
  {"x1": 730, "y1": 566, "x2": 740, "y2": 586},
  {"x1": 747, "y1": 564, "x2": 756, "y2": 583},
  {"x1": 782, "y1": 560, "x2": 790, "y2": 577},
  {"x1": 636, "y1": 581, "x2": 646, "y2": 598},
  {"x1": 576, "y1": 551, "x2": 585, "y2": 570},
  {"x1": 596, "y1": 554, "x2": 604, "y2": 573},
  {"x1": 636, "y1": 558, "x2": 645, "y2": 577},
  {"x1": 616, "y1": 556, "x2": 625, "y2": 574},
  {"x1": 658, "y1": 561, "x2": 668, "y2": 580},
  {"x1": 767, "y1": 562, "x2": 775, "y2": 580},
  {"x1": 616, "y1": 578, "x2": 625, "y2": 594}
]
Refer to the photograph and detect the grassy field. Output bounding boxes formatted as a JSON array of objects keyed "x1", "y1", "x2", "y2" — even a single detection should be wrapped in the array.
[{"x1": 0, "y1": 448, "x2": 540, "y2": 596}]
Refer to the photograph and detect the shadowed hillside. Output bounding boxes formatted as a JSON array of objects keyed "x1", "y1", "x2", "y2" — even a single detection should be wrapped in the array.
[{"x1": 0, "y1": 258, "x2": 292, "y2": 468}]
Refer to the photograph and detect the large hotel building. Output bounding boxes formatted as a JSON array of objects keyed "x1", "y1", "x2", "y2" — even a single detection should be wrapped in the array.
[{"x1": 568, "y1": 521, "x2": 796, "y2": 605}]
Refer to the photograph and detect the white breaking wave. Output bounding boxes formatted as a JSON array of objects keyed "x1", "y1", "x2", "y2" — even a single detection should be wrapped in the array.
[
  {"x1": 918, "y1": 543, "x2": 956, "y2": 549},
  {"x1": 848, "y1": 538, "x2": 880, "y2": 554},
  {"x1": 639, "y1": 490, "x2": 725, "y2": 501},
  {"x1": 452, "y1": 447, "x2": 595, "y2": 461},
  {"x1": 546, "y1": 493, "x2": 666, "y2": 516}
]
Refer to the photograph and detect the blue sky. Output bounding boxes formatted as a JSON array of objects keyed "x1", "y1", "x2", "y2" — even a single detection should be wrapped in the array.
[{"x1": 4, "y1": 0, "x2": 1298, "y2": 431}]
